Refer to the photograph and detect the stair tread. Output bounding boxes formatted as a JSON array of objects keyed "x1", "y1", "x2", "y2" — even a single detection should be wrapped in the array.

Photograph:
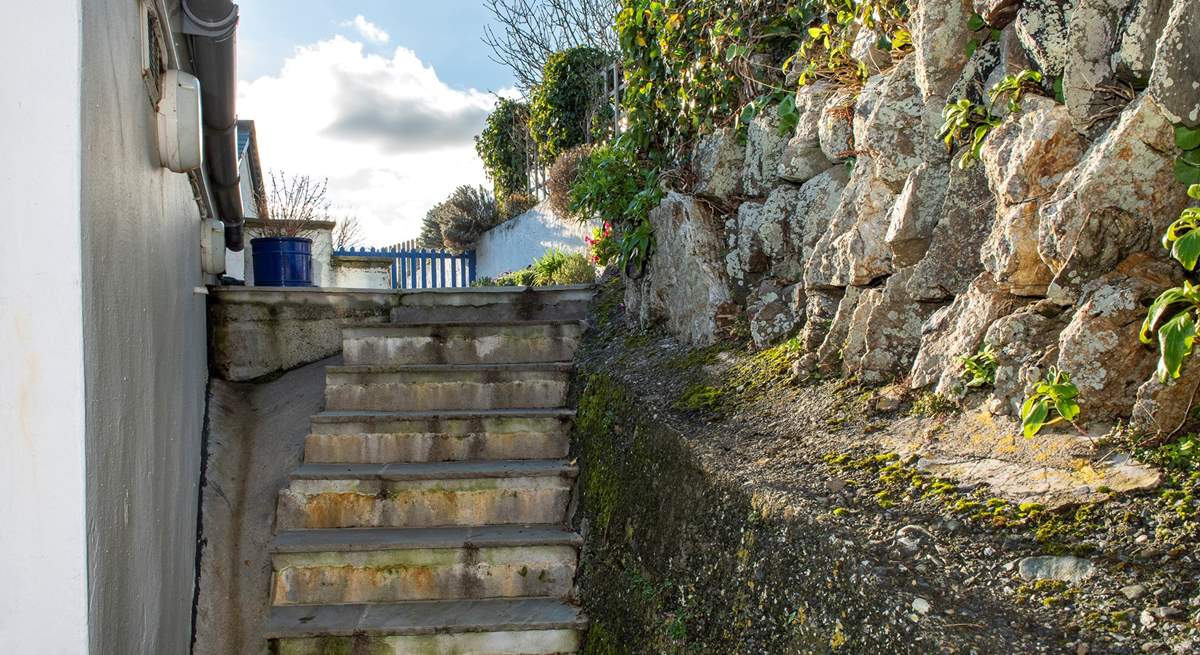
[
  {"x1": 272, "y1": 524, "x2": 581, "y2": 553},
  {"x1": 265, "y1": 597, "x2": 587, "y2": 639},
  {"x1": 311, "y1": 408, "x2": 576, "y2": 423},
  {"x1": 291, "y1": 459, "x2": 578, "y2": 481},
  {"x1": 326, "y1": 362, "x2": 575, "y2": 374}
]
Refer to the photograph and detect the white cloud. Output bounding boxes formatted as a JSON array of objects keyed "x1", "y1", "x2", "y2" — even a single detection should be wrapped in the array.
[
  {"x1": 238, "y1": 36, "x2": 500, "y2": 244},
  {"x1": 344, "y1": 15, "x2": 390, "y2": 45}
]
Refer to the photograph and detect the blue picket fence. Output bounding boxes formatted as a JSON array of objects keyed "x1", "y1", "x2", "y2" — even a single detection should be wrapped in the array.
[{"x1": 334, "y1": 246, "x2": 476, "y2": 289}]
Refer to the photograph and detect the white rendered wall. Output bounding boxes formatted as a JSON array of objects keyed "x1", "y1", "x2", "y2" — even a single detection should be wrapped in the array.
[
  {"x1": 332, "y1": 259, "x2": 394, "y2": 289},
  {"x1": 0, "y1": 2, "x2": 89, "y2": 653},
  {"x1": 475, "y1": 202, "x2": 597, "y2": 278}
]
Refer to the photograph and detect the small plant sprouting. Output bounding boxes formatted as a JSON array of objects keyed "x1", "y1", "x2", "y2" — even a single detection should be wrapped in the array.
[
  {"x1": 1020, "y1": 367, "x2": 1082, "y2": 438},
  {"x1": 964, "y1": 12, "x2": 1003, "y2": 58},
  {"x1": 939, "y1": 98, "x2": 1001, "y2": 169},
  {"x1": 958, "y1": 343, "x2": 998, "y2": 389},
  {"x1": 989, "y1": 70, "x2": 1045, "y2": 113}
]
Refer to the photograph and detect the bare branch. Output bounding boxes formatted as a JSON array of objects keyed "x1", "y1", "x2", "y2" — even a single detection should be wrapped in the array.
[
  {"x1": 482, "y1": 0, "x2": 620, "y2": 92},
  {"x1": 332, "y1": 215, "x2": 364, "y2": 251}
]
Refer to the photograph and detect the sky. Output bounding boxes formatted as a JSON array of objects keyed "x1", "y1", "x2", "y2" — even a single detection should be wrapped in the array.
[{"x1": 236, "y1": 2, "x2": 518, "y2": 244}]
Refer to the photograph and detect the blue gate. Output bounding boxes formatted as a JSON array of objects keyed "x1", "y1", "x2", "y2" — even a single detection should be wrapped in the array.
[{"x1": 333, "y1": 246, "x2": 477, "y2": 289}]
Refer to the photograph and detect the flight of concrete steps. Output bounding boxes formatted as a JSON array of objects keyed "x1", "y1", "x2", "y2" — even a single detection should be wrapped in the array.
[{"x1": 265, "y1": 287, "x2": 594, "y2": 655}]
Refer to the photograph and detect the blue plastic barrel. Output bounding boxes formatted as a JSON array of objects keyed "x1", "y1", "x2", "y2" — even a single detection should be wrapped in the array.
[{"x1": 251, "y1": 237, "x2": 313, "y2": 287}]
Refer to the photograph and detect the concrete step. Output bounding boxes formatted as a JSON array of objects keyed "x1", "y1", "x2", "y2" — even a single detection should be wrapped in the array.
[
  {"x1": 275, "y1": 460, "x2": 577, "y2": 529},
  {"x1": 266, "y1": 598, "x2": 586, "y2": 655},
  {"x1": 270, "y1": 525, "x2": 581, "y2": 605},
  {"x1": 323, "y1": 363, "x2": 573, "y2": 412},
  {"x1": 391, "y1": 286, "x2": 594, "y2": 324},
  {"x1": 342, "y1": 320, "x2": 586, "y2": 366},
  {"x1": 306, "y1": 409, "x2": 574, "y2": 463}
]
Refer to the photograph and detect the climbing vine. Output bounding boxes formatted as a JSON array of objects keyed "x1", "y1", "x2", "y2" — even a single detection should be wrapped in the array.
[
  {"x1": 475, "y1": 98, "x2": 533, "y2": 213},
  {"x1": 530, "y1": 46, "x2": 612, "y2": 163}
]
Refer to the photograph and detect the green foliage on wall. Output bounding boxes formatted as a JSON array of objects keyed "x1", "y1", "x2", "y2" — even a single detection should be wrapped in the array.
[
  {"x1": 475, "y1": 98, "x2": 533, "y2": 212},
  {"x1": 530, "y1": 46, "x2": 613, "y2": 163}
]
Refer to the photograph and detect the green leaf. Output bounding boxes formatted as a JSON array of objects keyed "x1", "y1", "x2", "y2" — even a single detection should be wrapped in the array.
[
  {"x1": 1157, "y1": 310, "x2": 1197, "y2": 381},
  {"x1": 1189, "y1": 184, "x2": 1200, "y2": 200},
  {"x1": 1183, "y1": 148, "x2": 1200, "y2": 166},
  {"x1": 1142, "y1": 287, "x2": 1189, "y2": 343},
  {"x1": 1053, "y1": 76, "x2": 1065, "y2": 103},
  {"x1": 1176, "y1": 158, "x2": 1200, "y2": 185},
  {"x1": 1176, "y1": 125, "x2": 1200, "y2": 152},
  {"x1": 1022, "y1": 399, "x2": 1050, "y2": 438},
  {"x1": 967, "y1": 13, "x2": 986, "y2": 31},
  {"x1": 965, "y1": 38, "x2": 980, "y2": 57},
  {"x1": 1055, "y1": 398, "x2": 1081, "y2": 422},
  {"x1": 1172, "y1": 229, "x2": 1200, "y2": 271}
]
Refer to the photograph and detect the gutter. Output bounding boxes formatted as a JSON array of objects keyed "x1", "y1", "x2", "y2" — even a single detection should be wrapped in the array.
[{"x1": 183, "y1": 0, "x2": 245, "y2": 251}]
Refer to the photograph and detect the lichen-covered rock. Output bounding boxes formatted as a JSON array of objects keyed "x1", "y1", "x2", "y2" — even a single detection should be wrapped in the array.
[
  {"x1": 1148, "y1": 0, "x2": 1200, "y2": 126},
  {"x1": 692, "y1": 127, "x2": 745, "y2": 200},
  {"x1": 948, "y1": 35, "x2": 1003, "y2": 107},
  {"x1": 984, "y1": 299, "x2": 1070, "y2": 415},
  {"x1": 907, "y1": 164, "x2": 995, "y2": 301},
  {"x1": 851, "y1": 26, "x2": 892, "y2": 75},
  {"x1": 1015, "y1": 0, "x2": 1072, "y2": 77},
  {"x1": 743, "y1": 108, "x2": 789, "y2": 196},
  {"x1": 982, "y1": 204, "x2": 1055, "y2": 296},
  {"x1": 1062, "y1": 0, "x2": 1134, "y2": 130},
  {"x1": 819, "y1": 89, "x2": 858, "y2": 163},
  {"x1": 1039, "y1": 94, "x2": 1185, "y2": 303},
  {"x1": 624, "y1": 193, "x2": 736, "y2": 346},
  {"x1": 842, "y1": 287, "x2": 883, "y2": 379},
  {"x1": 981, "y1": 27, "x2": 1036, "y2": 113},
  {"x1": 779, "y1": 83, "x2": 837, "y2": 184},
  {"x1": 912, "y1": 0, "x2": 976, "y2": 100},
  {"x1": 799, "y1": 288, "x2": 846, "y2": 353},
  {"x1": 850, "y1": 267, "x2": 946, "y2": 384},
  {"x1": 1131, "y1": 353, "x2": 1200, "y2": 435},
  {"x1": 911, "y1": 273, "x2": 1029, "y2": 395},
  {"x1": 748, "y1": 280, "x2": 803, "y2": 349},
  {"x1": 805, "y1": 164, "x2": 897, "y2": 288},
  {"x1": 854, "y1": 74, "x2": 889, "y2": 147},
  {"x1": 726, "y1": 167, "x2": 848, "y2": 287},
  {"x1": 885, "y1": 162, "x2": 950, "y2": 267},
  {"x1": 980, "y1": 97, "x2": 1085, "y2": 205},
  {"x1": 979, "y1": 97, "x2": 1086, "y2": 296},
  {"x1": 862, "y1": 56, "x2": 948, "y2": 189},
  {"x1": 1055, "y1": 254, "x2": 1176, "y2": 421},
  {"x1": 975, "y1": 0, "x2": 1023, "y2": 27},
  {"x1": 1112, "y1": 0, "x2": 1173, "y2": 85},
  {"x1": 814, "y1": 286, "x2": 865, "y2": 373}
]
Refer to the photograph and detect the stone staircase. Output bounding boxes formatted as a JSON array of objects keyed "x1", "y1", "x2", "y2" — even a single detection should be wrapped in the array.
[{"x1": 265, "y1": 287, "x2": 593, "y2": 655}]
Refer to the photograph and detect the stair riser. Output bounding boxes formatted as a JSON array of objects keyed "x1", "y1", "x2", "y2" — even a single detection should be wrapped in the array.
[
  {"x1": 324, "y1": 372, "x2": 570, "y2": 412},
  {"x1": 276, "y1": 478, "x2": 573, "y2": 529},
  {"x1": 305, "y1": 431, "x2": 569, "y2": 463},
  {"x1": 271, "y1": 630, "x2": 582, "y2": 655},
  {"x1": 271, "y1": 545, "x2": 577, "y2": 605},
  {"x1": 343, "y1": 325, "x2": 584, "y2": 366}
]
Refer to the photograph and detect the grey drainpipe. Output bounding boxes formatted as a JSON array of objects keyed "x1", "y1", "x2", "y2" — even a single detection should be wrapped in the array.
[{"x1": 183, "y1": 0, "x2": 245, "y2": 251}]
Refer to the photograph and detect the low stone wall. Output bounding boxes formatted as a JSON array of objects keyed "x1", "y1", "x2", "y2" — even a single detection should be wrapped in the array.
[{"x1": 208, "y1": 287, "x2": 397, "y2": 381}]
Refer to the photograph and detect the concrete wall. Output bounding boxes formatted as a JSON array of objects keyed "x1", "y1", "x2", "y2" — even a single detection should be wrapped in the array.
[
  {"x1": 332, "y1": 256, "x2": 394, "y2": 289},
  {"x1": 476, "y1": 201, "x2": 597, "y2": 278},
  {"x1": 0, "y1": 2, "x2": 89, "y2": 652},
  {"x1": 80, "y1": 1, "x2": 208, "y2": 653}
]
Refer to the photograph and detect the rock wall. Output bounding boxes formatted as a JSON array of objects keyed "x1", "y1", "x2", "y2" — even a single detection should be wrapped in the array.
[{"x1": 625, "y1": 0, "x2": 1199, "y2": 429}]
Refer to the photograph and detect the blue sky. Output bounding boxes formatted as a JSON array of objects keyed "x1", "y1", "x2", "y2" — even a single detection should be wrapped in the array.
[
  {"x1": 238, "y1": 1, "x2": 514, "y2": 91},
  {"x1": 235, "y1": 2, "x2": 519, "y2": 244}
]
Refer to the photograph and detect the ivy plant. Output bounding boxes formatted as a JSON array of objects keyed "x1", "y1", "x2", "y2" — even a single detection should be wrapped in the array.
[
  {"x1": 475, "y1": 99, "x2": 532, "y2": 209},
  {"x1": 1141, "y1": 184, "x2": 1200, "y2": 382},
  {"x1": 1020, "y1": 367, "x2": 1082, "y2": 438},
  {"x1": 958, "y1": 343, "x2": 998, "y2": 389},
  {"x1": 939, "y1": 98, "x2": 1000, "y2": 169},
  {"x1": 529, "y1": 46, "x2": 611, "y2": 163}
]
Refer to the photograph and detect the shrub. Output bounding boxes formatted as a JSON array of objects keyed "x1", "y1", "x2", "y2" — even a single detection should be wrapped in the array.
[
  {"x1": 547, "y1": 145, "x2": 592, "y2": 219},
  {"x1": 585, "y1": 222, "x2": 618, "y2": 266},
  {"x1": 532, "y1": 249, "x2": 596, "y2": 285},
  {"x1": 529, "y1": 46, "x2": 611, "y2": 162},
  {"x1": 500, "y1": 192, "x2": 537, "y2": 220},
  {"x1": 475, "y1": 98, "x2": 532, "y2": 211},
  {"x1": 424, "y1": 185, "x2": 502, "y2": 251},
  {"x1": 1020, "y1": 367, "x2": 1081, "y2": 438}
]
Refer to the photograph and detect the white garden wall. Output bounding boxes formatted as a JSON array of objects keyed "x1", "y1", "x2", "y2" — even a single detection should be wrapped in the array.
[{"x1": 475, "y1": 202, "x2": 598, "y2": 278}]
